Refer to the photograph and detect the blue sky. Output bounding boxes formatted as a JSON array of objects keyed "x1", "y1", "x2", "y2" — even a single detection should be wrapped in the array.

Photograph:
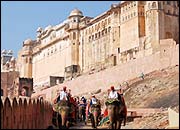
[{"x1": 1, "y1": 1, "x2": 119, "y2": 58}]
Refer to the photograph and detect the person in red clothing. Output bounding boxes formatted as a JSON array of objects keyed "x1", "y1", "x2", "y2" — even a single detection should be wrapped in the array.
[
  {"x1": 103, "y1": 108, "x2": 108, "y2": 117},
  {"x1": 103, "y1": 89, "x2": 110, "y2": 117},
  {"x1": 85, "y1": 99, "x2": 91, "y2": 124}
]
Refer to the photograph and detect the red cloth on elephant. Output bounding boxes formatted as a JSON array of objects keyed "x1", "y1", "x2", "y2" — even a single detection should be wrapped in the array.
[
  {"x1": 69, "y1": 97, "x2": 76, "y2": 119},
  {"x1": 103, "y1": 108, "x2": 108, "y2": 117},
  {"x1": 86, "y1": 103, "x2": 90, "y2": 117},
  {"x1": 121, "y1": 96, "x2": 126, "y2": 106},
  {"x1": 121, "y1": 96, "x2": 127, "y2": 117}
]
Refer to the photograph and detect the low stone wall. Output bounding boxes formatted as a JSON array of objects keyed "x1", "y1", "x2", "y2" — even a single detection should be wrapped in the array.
[
  {"x1": 127, "y1": 108, "x2": 165, "y2": 117},
  {"x1": 168, "y1": 108, "x2": 179, "y2": 128},
  {"x1": 1, "y1": 96, "x2": 53, "y2": 129}
]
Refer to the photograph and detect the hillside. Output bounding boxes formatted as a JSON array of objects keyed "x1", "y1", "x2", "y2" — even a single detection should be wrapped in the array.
[
  {"x1": 78, "y1": 65, "x2": 179, "y2": 129},
  {"x1": 124, "y1": 65, "x2": 179, "y2": 109},
  {"x1": 121, "y1": 65, "x2": 179, "y2": 129}
]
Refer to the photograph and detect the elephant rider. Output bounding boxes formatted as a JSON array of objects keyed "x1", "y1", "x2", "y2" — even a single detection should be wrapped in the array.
[
  {"x1": 79, "y1": 96, "x2": 87, "y2": 121},
  {"x1": 81, "y1": 96, "x2": 87, "y2": 104},
  {"x1": 117, "y1": 85, "x2": 125, "y2": 105},
  {"x1": 90, "y1": 94, "x2": 98, "y2": 106},
  {"x1": 60, "y1": 86, "x2": 68, "y2": 101},
  {"x1": 89, "y1": 95, "x2": 99, "y2": 111},
  {"x1": 108, "y1": 86, "x2": 118, "y2": 99},
  {"x1": 67, "y1": 89, "x2": 72, "y2": 97}
]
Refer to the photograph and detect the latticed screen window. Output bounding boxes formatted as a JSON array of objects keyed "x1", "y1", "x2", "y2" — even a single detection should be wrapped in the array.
[
  {"x1": 118, "y1": 48, "x2": 120, "y2": 53},
  {"x1": 73, "y1": 32, "x2": 76, "y2": 39}
]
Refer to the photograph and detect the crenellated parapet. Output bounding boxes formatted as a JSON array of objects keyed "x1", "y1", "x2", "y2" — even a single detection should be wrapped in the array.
[{"x1": 1, "y1": 96, "x2": 53, "y2": 129}]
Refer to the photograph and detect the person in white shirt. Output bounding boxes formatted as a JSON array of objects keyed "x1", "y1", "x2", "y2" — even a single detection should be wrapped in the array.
[
  {"x1": 108, "y1": 86, "x2": 118, "y2": 99},
  {"x1": 90, "y1": 95, "x2": 97, "y2": 105},
  {"x1": 60, "y1": 86, "x2": 68, "y2": 101}
]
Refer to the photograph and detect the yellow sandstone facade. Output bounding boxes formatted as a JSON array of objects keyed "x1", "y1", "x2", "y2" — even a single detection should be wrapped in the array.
[{"x1": 17, "y1": 1, "x2": 179, "y2": 89}]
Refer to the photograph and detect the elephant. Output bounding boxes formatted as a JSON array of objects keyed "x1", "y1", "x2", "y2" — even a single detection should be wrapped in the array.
[
  {"x1": 53, "y1": 100, "x2": 70, "y2": 129},
  {"x1": 105, "y1": 99, "x2": 125, "y2": 129},
  {"x1": 78, "y1": 104, "x2": 86, "y2": 122},
  {"x1": 90, "y1": 104, "x2": 101, "y2": 128}
]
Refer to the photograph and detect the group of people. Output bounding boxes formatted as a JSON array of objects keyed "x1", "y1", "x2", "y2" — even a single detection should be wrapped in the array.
[
  {"x1": 53, "y1": 84, "x2": 127, "y2": 126},
  {"x1": 53, "y1": 86, "x2": 96, "y2": 122}
]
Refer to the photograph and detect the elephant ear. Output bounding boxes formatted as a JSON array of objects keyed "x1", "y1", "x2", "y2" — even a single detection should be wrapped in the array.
[
  {"x1": 53, "y1": 103, "x2": 61, "y2": 112},
  {"x1": 69, "y1": 104, "x2": 75, "y2": 113}
]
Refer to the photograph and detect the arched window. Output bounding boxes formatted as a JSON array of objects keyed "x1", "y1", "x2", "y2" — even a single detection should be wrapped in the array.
[
  {"x1": 165, "y1": 32, "x2": 172, "y2": 39},
  {"x1": 21, "y1": 86, "x2": 29, "y2": 96},
  {"x1": 152, "y1": 2, "x2": 156, "y2": 8},
  {"x1": 29, "y1": 57, "x2": 32, "y2": 63},
  {"x1": 108, "y1": 26, "x2": 111, "y2": 32},
  {"x1": 131, "y1": 13, "x2": 133, "y2": 17},
  {"x1": 134, "y1": 12, "x2": 136, "y2": 16},
  {"x1": 73, "y1": 32, "x2": 76, "y2": 40}
]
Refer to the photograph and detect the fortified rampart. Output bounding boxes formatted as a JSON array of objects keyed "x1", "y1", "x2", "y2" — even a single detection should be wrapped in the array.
[
  {"x1": 1, "y1": 96, "x2": 53, "y2": 129},
  {"x1": 32, "y1": 39, "x2": 179, "y2": 102}
]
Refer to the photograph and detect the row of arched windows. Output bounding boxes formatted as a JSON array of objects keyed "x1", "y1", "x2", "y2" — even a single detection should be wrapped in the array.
[
  {"x1": 121, "y1": 11, "x2": 137, "y2": 22},
  {"x1": 88, "y1": 27, "x2": 111, "y2": 42},
  {"x1": 85, "y1": 17, "x2": 111, "y2": 35},
  {"x1": 121, "y1": 1, "x2": 137, "y2": 13}
]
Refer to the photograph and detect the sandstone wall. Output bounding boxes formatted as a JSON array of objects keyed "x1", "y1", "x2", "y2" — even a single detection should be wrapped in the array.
[{"x1": 32, "y1": 39, "x2": 179, "y2": 102}]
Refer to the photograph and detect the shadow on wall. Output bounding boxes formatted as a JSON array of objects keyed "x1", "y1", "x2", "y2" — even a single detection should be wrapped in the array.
[{"x1": 1, "y1": 96, "x2": 53, "y2": 129}]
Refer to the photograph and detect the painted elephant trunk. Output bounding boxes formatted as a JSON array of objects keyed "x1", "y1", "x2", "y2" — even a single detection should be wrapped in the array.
[{"x1": 90, "y1": 104, "x2": 101, "y2": 128}]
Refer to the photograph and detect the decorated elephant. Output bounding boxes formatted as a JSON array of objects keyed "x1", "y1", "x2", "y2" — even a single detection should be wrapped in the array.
[
  {"x1": 90, "y1": 104, "x2": 101, "y2": 128},
  {"x1": 78, "y1": 104, "x2": 86, "y2": 122},
  {"x1": 105, "y1": 99, "x2": 125, "y2": 129},
  {"x1": 53, "y1": 100, "x2": 70, "y2": 129}
]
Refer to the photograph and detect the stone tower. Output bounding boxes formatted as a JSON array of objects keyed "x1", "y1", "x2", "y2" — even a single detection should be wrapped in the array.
[
  {"x1": 68, "y1": 8, "x2": 83, "y2": 65},
  {"x1": 64, "y1": 9, "x2": 83, "y2": 79},
  {"x1": 144, "y1": 1, "x2": 160, "y2": 53},
  {"x1": 144, "y1": 1, "x2": 179, "y2": 53},
  {"x1": 18, "y1": 39, "x2": 33, "y2": 78}
]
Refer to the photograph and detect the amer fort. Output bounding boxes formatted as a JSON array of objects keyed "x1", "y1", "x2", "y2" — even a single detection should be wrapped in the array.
[{"x1": 1, "y1": 1, "x2": 179, "y2": 129}]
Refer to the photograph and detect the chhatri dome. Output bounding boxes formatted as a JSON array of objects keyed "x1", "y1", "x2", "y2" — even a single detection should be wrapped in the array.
[
  {"x1": 23, "y1": 39, "x2": 32, "y2": 45},
  {"x1": 69, "y1": 8, "x2": 83, "y2": 17}
]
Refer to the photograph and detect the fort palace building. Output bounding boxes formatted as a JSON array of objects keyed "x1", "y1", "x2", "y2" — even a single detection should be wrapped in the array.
[{"x1": 15, "y1": 1, "x2": 179, "y2": 90}]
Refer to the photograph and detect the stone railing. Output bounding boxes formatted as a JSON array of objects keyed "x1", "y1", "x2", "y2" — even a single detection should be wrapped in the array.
[{"x1": 1, "y1": 96, "x2": 53, "y2": 129}]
